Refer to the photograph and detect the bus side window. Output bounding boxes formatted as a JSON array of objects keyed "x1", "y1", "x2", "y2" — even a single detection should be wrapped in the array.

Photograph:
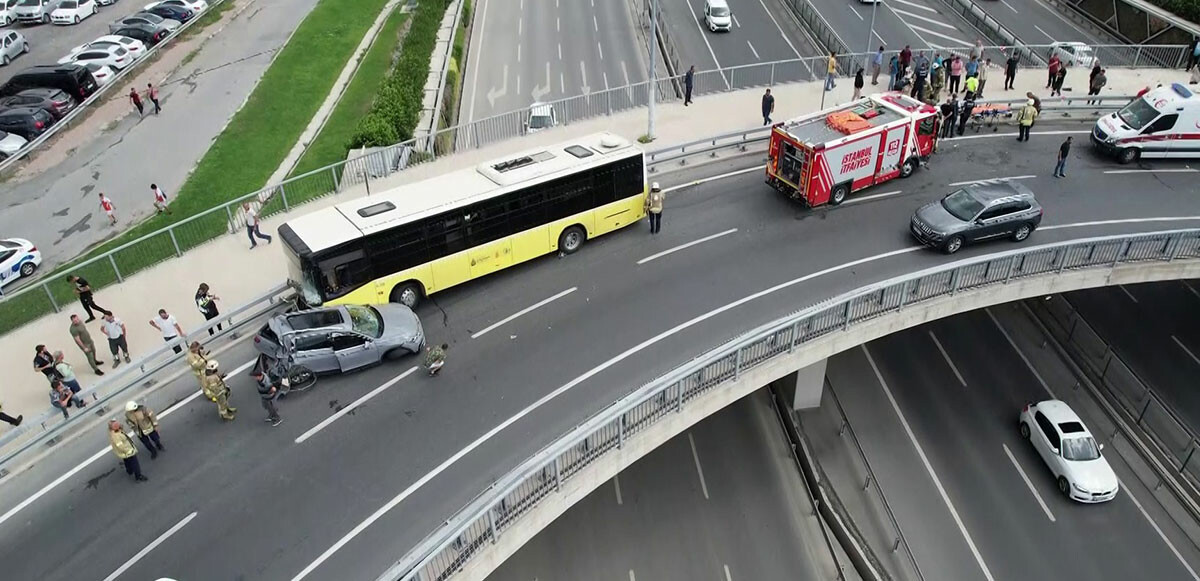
[
  {"x1": 1142, "y1": 113, "x2": 1178, "y2": 135},
  {"x1": 508, "y1": 188, "x2": 547, "y2": 232},
  {"x1": 318, "y1": 248, "x2": 371, "y2": 298},
  {"x1": 465, "y1": 198, "x2": 512, "y2": 246},
  {"x1": 367, "y1": 223, "x2": 427, "y2": 274},
  {"x1": 426, "y1": 211, "x2": 468, "y2": 258}
]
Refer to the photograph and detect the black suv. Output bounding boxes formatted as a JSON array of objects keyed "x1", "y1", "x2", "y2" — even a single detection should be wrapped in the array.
[
  {"x1": 0, "y1": 64, "x2": 98, "y2": 102},
  {"x1": 0, "y1": 88, "x2": 76, "y2": 120},
  {"x1": 0, "y1": 107, "x2": 55, "y2": 140}
]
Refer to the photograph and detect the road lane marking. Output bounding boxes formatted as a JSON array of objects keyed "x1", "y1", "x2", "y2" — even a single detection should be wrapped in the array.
[
  {"x1": 613, "y1": 474, "x2": 623, "y2": 505},
  {"x1": 999, "y1": 0, "x2": 1017, "y2": 13},
  {"x1": 1183, "y1": 281, "x2": 1200, "y2": 302},
  {"x1": 1104, "y1": 168, "x2": 1199, "y2": 175},
  {"x1": 688, "y1": 432, "x2": 710, "y2": 499},
  {"x1": 580, "y1": 61, "x2": 589, "y2": 94},
  {"x1": 556, "y1": 15, "x2": 559, "y2": 31},
  {"x1": 732, "y1": 13, "x2": 740, "y2": 27},
  {"x1": 603, "y1": 71, "x2": 609, "y2": 90},
  {"x1": 1034, "y1": 24, "x2": 1055, "y2": 43},
  {"x1": 892, "y1": 7, "x2": 958, "y2": 29},
  {"x1": 102, "y1": 511, "x2": 197, "y2": 581},
  {"x1": 1118, "y1": 284, "x2": 1139, "y2": 304},
  {"x1": 661, "y1": 166, "x2": 763, "y2": 193},
  {"x1": 985, "y1": 308, "x2": 1055, "y2": 398},
  {"x1": 518, "y1": 16, "x2": 522, "y2": 36},
  {"x1": 948, "y1": 175, "x2": 1036, "y2": 187},
  {"x1": 637, "y1": 229, "x2": 739, "y2": 265},
  {"x1": 593, "y1": 13, "x2": 598, "y2": 32},
  {"x1": 516, "y1": 43, "x2": 521, "y2": 63},
  {"x1": 471, "y1": 287, "x2": 578, "y2": 339},
  {"x1": 1041, "y1": 216, "x2": 1200, "y2": 230},
  {"x1": 928, "y1": 330, "x2": 967, "y2": 387},
  {"x1": 560, "y1": 71, "x2": 565, "y2": 93},
  {"x1": 908, "y1": 24, "x2": 969, "y2": 45},
  {"x1": 848, "y1": 4, "x2": 862, "y2": 19},
  {"x1": 679, "y1": 0, "x2": 730, "y2": 89},
  {"x1": 755, "y1": 0, "x2": 803, "y2": 58},
  {"x1": 1172, "y1": 335, "x2": 1200, "y2": 367},
  {"x1": 1122, "y1": 478, "x2": 1200, "y2": 580},
  {"x1": 294, "y1": 367, "x2": 419, "y2": 444},
  {"x1": 1001, "y1": 444, "x2": 1056, "y2": 522},
  {"x1": 598, "y1": 41, "x2": 604, "y2": 61},
  {"x1": 724, "y1": 564, "x2": 733, "y2": 581},
  {"x1": 890, "y1": 0, "x2": 937, "y2": 11},
  {"x1": 747, "y1": 40, "x2": 759, "y2": 60},
  {"x1": 843, "y1": 189, "x2": 903, "y2": 206},
  {"x1": 862, "y1": 344, "x2": 996, "y2": 581},
  {"x1": 465, "y1": 0, "x2": 491, "y2": 122},
  {"x1": 945, "y1": 129, "x2": 1090, "y2": 142},
  {"x1": 629, "y1": 570, "x2": 637, "y2": 581},
  {"x1": 557, "y1": 43, "x2": 562, "y2": 60}
]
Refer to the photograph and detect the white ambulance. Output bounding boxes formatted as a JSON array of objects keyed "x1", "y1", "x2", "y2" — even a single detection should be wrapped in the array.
[{"x1": 1091, "y1": 83, "x2": 1200, "y2": 164}]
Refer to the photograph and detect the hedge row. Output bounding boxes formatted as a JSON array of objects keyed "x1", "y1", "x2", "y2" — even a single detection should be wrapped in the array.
[
  {"x1": 350, "y1": 0, "x2": 453, "y2": 147},
  {"x1": 1145, "y1": 1, "x2": 1200, "y2": 32}
]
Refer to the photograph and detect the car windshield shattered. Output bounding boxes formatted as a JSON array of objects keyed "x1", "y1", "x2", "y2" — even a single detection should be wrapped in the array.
[
  {"x1": 347, "y1": 305, "x2": 383, "y2": 338},
  {"x1": 1061, "y1": 436, "x2": 1101, "y2": 461}
]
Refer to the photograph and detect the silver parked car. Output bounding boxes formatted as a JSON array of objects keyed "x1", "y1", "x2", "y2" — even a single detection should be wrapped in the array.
[
  {"x1": 0, "y1": 29, "x2": 27, "y2": 66},
  {"x1": 909, "y1": 181, "x2": 1042, "y2": 254},
  {"x1": 253, "y1": 304, "x2": 425, "y2": 375},
  {"x1": 108, "y1": 11, "x2": 178, "y2": 34}
]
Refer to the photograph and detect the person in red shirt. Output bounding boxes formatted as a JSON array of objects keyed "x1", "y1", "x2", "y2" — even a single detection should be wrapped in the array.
[
  {"x1": 1046, "y1": 54, "x2": 1061, "y2": 89},
  {"x1": 99, "y1": 192, "x2": 116, "y2": 225},
  {"x1": 129, "y1": 87, "x2": 144, "y2": 117},
  {"x1": 145, "y1": 83, "x2": 161, "y2": 115}
]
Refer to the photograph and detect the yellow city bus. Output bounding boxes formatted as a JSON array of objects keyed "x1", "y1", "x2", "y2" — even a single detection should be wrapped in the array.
[{"x1": 278, "y1": 132, "x2": 647, "y2": 308}]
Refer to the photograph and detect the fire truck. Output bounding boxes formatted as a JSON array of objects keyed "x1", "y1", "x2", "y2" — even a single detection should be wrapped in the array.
[{"x1": 766, "y1": 93, "x2": 940, "y2": 206}]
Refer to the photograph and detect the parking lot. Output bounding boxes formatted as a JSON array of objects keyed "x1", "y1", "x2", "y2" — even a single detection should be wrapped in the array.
[{"x1": 1, "y1": 0, "x2": 149, "y2": 87}]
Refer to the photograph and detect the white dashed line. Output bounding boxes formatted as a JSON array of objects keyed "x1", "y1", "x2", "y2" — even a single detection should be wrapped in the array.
[
  {"x1": 637, "y1": 229, "x2": 739, "y2": 265},
  {"x1": 985, "y1": 308, "x2": 1055, "y2": 398},
  {"x1": 471, "y1": 287, "x2": 578, "y2": 339},
  {"x1": 948, "y1": 175, "x2": 1036, "y2": 187},
  {"x1": 747, "y1": 40, "x2": 760, "y2": 59},
  {"x1": 1002, "y1": 444, "x2": 1056, "y2": 522},
  {"x1": 688, "y1": 432, "x2": 711, "y2": 500},
  {"x1": 844, "y1": 189, "x2": 903, "y2": 206},
  {"x1": 294, "y1": 367, "x2": 419, "y2": 444},
  {"x1": 613, "y1": 474, "x2": 624, "y2": 505},
  {"x1": 929, "y1": 330, "x2": 967, "y2": 387},
  {"x1": 1172, "y1": 335, "x2": 1200, "y2": 367},
  {"x1": 102, "y1": 511, "x2": 198, "y2": 581},
  {"x1": 1118, "y1": 284, "x2": 1139, "y2": 304}
]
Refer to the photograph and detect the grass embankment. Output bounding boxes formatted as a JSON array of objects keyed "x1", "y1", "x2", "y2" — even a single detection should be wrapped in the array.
[
  {"x1": 0, "y1": 0, "x2": 390, "y2": 334},
  {"x1": 434, "y1": 0, "x2": 470, "y2": 154}
]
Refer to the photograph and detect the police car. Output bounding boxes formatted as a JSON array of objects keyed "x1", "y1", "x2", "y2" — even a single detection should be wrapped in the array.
[{"x1": 0, "y1": 238, "x2": 41, "y2": 289}]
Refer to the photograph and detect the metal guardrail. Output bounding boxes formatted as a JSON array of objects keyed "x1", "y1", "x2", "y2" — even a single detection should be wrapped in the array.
[
  {"x1": 0, "y1": 283, "x2": 294, "y2": 474},
  {"x1": 0, "y1": 0, "x2": 232, "y2": 174},
  {"x1": 378, "y1": 228, "x2": 1200, "y2": 581},
  {"x1": 0, "y1": 44, "x2": 1184, "y2": 338}
]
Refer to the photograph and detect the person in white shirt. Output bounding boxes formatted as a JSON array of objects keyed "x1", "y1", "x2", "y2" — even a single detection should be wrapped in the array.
[
  {"x1": 101, "y1": 313, "x2": 131, "y2": 368},
  {"x1": 151, "y1": 184, "x2": 172, "y2": 215},
  {"x1": 242, "y1": 202, "x2": 273, "y2": 249},
  {"x1": 150, "y1": 309, "x2": 185, "y2": 354}
]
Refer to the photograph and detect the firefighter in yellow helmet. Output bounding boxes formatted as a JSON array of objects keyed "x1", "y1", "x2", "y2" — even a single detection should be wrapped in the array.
[
  {"x1": 201, "y1": 359, "x2": 237, "y2": 421},
  {"x1": 186, "y1": 341, "x2": 208, "y2": 389}
]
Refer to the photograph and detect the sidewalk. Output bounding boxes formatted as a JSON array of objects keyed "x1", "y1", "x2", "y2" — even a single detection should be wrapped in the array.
[{"x1": 0, "y1": 65, "x2": 1188, "y2": 430}]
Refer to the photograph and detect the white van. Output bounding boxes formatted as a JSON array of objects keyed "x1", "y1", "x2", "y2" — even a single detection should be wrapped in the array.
[
  {"x1": 523, "y1": 102, "x2": 556, "y2": 134},
  {"x1": 704, "y1": 0, "x2": 731, "y2": 32},
  {"x1": 1091, "y1": 83, "x2": 1200, "y2": 164}
]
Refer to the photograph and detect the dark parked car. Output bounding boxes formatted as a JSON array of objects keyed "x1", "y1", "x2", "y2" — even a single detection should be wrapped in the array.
[
  {"x1": 0, "y1": 64, "x2": 97, "y2": 101},
  {"x1": 143, "y1": 2, "x2": 191, "y2": 22},
  {"x1": 0, "y1": 106, "x2": 55, "y2": 140},
  {"x1": 112, "y1": 24, "x2": 169, "y2": 47},
  {"x1": 0, "y1": 88, "x2": 76, "y2": 119},
  {"x1": 108, "y1": 11, "x2": 177, "y2": 34},
  {"x1": 909, "y1": 181, "x2": 1043, "y2": 254}
]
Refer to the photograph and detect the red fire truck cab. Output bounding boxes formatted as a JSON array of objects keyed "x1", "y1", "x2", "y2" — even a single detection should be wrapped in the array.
[{"x1": 766, "y1": 93, "x2": 940, "y2": 206}]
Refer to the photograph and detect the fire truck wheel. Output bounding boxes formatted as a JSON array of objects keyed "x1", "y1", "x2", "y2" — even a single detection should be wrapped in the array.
[
  {"x1": 900, "y1": 158, "x2": 918, "y2": 178},
  {"x1": 829, "y1": 184, "x2": 850, "y2": 206},
  {"x1": 942, "y1": 236, "x2": 964, "y2": 254}
]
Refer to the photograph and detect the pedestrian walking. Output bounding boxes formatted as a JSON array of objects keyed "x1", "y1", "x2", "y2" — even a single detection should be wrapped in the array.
[
  {"x1": 1004, "y1": 50, "x2": 1019, "y2": 90},
  {"x1": 761, "y1": 88, "x2": 775, "y2": 125},
  {"x1": 948, "y1": 55, "x2": 963, "y2": 94},
  {"x1": 101, "y1": 313, "x2": 131, "y2": 368},
  {"x1": 149, "y1": 308, "x2": 185, "y2": 354},
  {"x1": 853, "y1": 67, "x2": 865, "y2": 100},
  {"x1": 108, "y1": 420, "x2": 148, "y2": 482},
  {"x1": 98, "y1": 192, "x2": 116, "y2": 225},
  {"x1": 69, "y1": 314, "x2": 105, "y2": 375},
  {"x1": 125, "y1": 400, "x2": 164, "y2": 458},
  {"x1": 1046, "y1": 54, "x2": 1061, "y2": 89},
  {"x1": 53, "y1": 352, "x2": 81, "y2": 393},
  {"x1": 33, "y1": 344, "x2": 58, "y2": 383},
  {"x1": 1016, "y1": 98, "x2": 1038, "y2": 142},
  {"x1": 977, "y1": 59, "x2": 990, "y2": 97},
  {"x1": 242, "y1": 202, "x2": 273, "y2": 248},
  {"x1": 128, "y1": 87, "x2": 144, "y2": 117},
  {"x1": 1050, "y1": 67, "x2": 1066, "y2": 97},
  {"x1": 150, "y1": 184, "x2": 172, "y2": 215},
  {"x1": 899, "y1": 45, "x2": 912, "y2": 77},
  {"x1": 0, "y1": 403, "x2": 21, "y2": 427},
  {"x1": 187, "y1": 341, "x2": 209, "y2": 389},
  {"x1": 824, "y1": 51, "x2": 838, "y2": 91},
  {"x1": 68, "y1": 274, "x2": 111, "y2": 322},
  {"x1": 645, "y1": 182, "x2": 664, "y2": 234},
  {"x1": 195, "y1": 283, "x2": 222, "y2": 336},
  {"x1": 871, "y1": 46, "x2": 884, "y2": 85},
  {"x1": 252, "y1": 369, "x2": 283, "y2": 426},
  {"x1": 684, "y1": 65, "x2": 694, "y2": 106},
  {"x1": 1088, "y1": 68, "x2": 1107, "y2": 105},
  {"x1": 201, "y1": 360, "x2": 237, "y2": 421},
  {"x1": 145, "y1": 82, "x2": 161, "y2": 115},
  {"x1": 1054, "y1": 136, "x2": 1072, "y2": 177},
  {"x1": 50, "y1": 380, "x2": 86, "y2": 419}
]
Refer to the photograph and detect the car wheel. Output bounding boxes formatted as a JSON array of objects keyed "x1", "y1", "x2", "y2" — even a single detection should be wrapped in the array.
[
  {"x1": 22, "y1": 42, "x2": 29, "y2": 53},
  {"x1": 41, "y1": 13, "x2": 48, "y2": 23},
  {"x1": 1019, "y1": 421, "x2": 1031, "y2": 439},
  {"x1": 1116, "y1": 147, "x2": 1138, "y2": 165},
  {"x1": 1057, "y1": 476, "x2": 1070, "y2": 497},
  {"x1": 73, "y1": 15, "x2": 79, "y2": 23},
  {"x1": 900, "y1": 157, "x2": 918, "y2": 178},
  {"x1": 1012, "y1": 223, "x2": 1032, "y2": 242},
  {"x1": 1, "y1": 55, "x2": 8, "y2": 66},
  {"x1": 384, "y1": 347, "x2": 408, "y2": 361},
  {"x1": 829, "y1": 183, "x2": 850, "y2": 205},
  {"x1": 558, "y1": 225, "x2": 586, "y2": 254},
  {"x1": 942, "y1": 235, "x2": 964, "y2": 254},
  {"x1": 390, "y1": 281, "x2": 423, "y2": 309},
  {"x1": 19, "y1": 261, "x2": 36, "y2": 277}
]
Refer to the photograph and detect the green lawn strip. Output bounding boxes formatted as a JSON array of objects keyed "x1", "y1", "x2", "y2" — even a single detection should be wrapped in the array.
[
  {"x1": 0, "y1": 0, "x2": 390, "y2": 334},
  {"x1": 434, "y1": 0, "x2": 469, "y2": 153},
  {"x1": 287, "y1": 9, "x2": 410, "y2": 179}
]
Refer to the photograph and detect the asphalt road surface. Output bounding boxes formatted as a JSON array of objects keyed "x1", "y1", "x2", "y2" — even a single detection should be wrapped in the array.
[
  {"x1": 487, "y1": 391, "x2": 839, "y2": 581},
  {"x1": 810, "y1": 0, "x2": 980, "y2": 55},
  {"x1": 826, "y1": 307, "x2": 1200, "y2": 581},
  {"x1": 3, "y1": 125, "x2": 1200, "y2": 581},
  {"x1": 976, "y1": 0, "x2": 1099, "y2": 47}
]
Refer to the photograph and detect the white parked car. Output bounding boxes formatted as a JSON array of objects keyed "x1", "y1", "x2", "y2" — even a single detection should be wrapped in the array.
[
  {"x1": 50, "y1": 0, "x2": 95, "y2": 24},
  {"x1": 0, "y1": 0, "x2": 20, "y2": 25},
  {"x1": 524, "y1": 102, "x2": 556, "y2": 134},
  {"x1": 1019, "y1": 400, "x2": 1119, "y2": 503},
  {"x1": 1048, "y1": 41, "x2": 1096, "y2": 68},
  {"x1": 64, "y1": 44, "x2": 131, "y2": 70},
  {"x1": 144, "y1": 0, "x2": 206, "y2": 11},
  {"x1": 0, "y1": 29, "x2": 27, "y2": 66},
  {"x1": 0, "y1": 238, "x2": 41, "y2": 288},
  {"x1": 82, "y1": 61, "x2": 114, "y2": 85},
  {"x1": 0, "y1": 129, "x2": 27, "y2": 159},
  {"x1": 63, "y1": 35, "x2": 147, "y2": 63}
]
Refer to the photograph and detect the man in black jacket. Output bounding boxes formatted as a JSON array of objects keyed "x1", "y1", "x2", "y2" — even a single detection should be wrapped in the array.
[{"x1": 1004, "y1": 50, "x2": 1020, "y2": 90}]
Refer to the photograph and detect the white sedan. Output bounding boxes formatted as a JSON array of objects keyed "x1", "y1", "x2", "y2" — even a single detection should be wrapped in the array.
[
  {"x1": 1019, "y1": 400, "x2": 1119, "y2": 503},
  {"x1": 82, "y1": 61, "x2": 115, "y2": 85},
  {"x1": 0, "y1": 129, "x2": 27, "y2": 159},
  {"x1": 0, "y1": 238, "x2": 41, "y2": 288},
  {"x1": 144, "y1": 0, "x2": 206, "y2": 11},
  {"x1": 0, "y1": 0, "x2": 19, "y2": 25},
  {"x1": 63, "y1": 35, "x2": 147, "y2": 62},
  {"x1": 50, "y1": 0, "x2": 96, "y2": 24},
  {"x1": 63, "y1": 44, "x2": 131, "y2": 70}
]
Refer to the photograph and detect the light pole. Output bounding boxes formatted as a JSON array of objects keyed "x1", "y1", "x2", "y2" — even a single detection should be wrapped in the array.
[
  {"x1": 647, "y1": 0, "x2": 658, "y2": 141},
  {"x1": 862, "y1": 0, "x2": 879, "y2": 79}
]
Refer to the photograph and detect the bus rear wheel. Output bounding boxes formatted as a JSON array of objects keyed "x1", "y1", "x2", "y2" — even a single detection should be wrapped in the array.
[
  {"x1": 559, "y1": 226, "x2": 586, "y2": 255},
  {"x1": 390, "y1": 281, "x2": 423, "y2": 309}
]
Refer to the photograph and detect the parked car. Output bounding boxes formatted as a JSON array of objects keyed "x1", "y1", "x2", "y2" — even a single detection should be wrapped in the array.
[
  {"x1": 1048, "y1": 41, "x2": 1096, "y2": 68},
  {"x1": 96, "y1": 0, "x2": 114, "y2": 5},
  {"x1": 523, "y1": 101, "x2": 556, "y2": 134},
  {"x1": 81, "y1": 61, "x2": 113, "y2": 85},
  {"x1": 0, "y1": 129, "x2": 26, "y2": 159},
  {"x1": 63, "y1": 43, "x2": 131, "y2": 70},
  {"x1": 12, "y1": 0, "x2": 62, "y2": 23},
  {"x1": 0, "y1": 63, "x2": 98, "y2": 101},
  {"x1": 0, "y1": 106, "x2": 54, "y2": 140},
  {"x1": 144, "y1": 0, "x2": 206, "y2": 11},
  {"x1": 50, "y1": 0, "x2": 95, "y2": 24},
  {"x1": 109, "y1": 11, "x2": 177, "y2": 33},
  {"x1": 0, "y1": 87, "x2": 76, "y2": 119},
  {"x1": 909, "y1": 181, "x2": 1042, "y2": 254},
  {"x1": 0, "y1": 0, "x2": 20, "y2": 25},
  {"x1": 143, "y1": 2, "x2": 191, "y2": 22},
  {"x1": 253, "y1": 304, "x2": 425, "y2": 375},
  {"x1": 66, "y1": 34, "x2": 147, "y2": 61},
  {"x1": 0, "y1": 29, "x2": 27, "y2": 66},
  {"x1": 1019, "y1": 400, "x2": 1118, "y2": 503},
  {"x1": 0, "y1": 238, "x2": 41, "y2": 287},
  {"x1": 111, "y1": 23, "x2": 167, "y2": 47}
]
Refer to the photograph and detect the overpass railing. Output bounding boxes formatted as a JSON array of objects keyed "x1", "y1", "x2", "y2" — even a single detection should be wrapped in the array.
[
  {"x1": 379, "y1": 228, "x2": 1200, "y2": 581},
  {"x1": 0, "y1": 45, "x2": 1184, "y2": 338}
]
